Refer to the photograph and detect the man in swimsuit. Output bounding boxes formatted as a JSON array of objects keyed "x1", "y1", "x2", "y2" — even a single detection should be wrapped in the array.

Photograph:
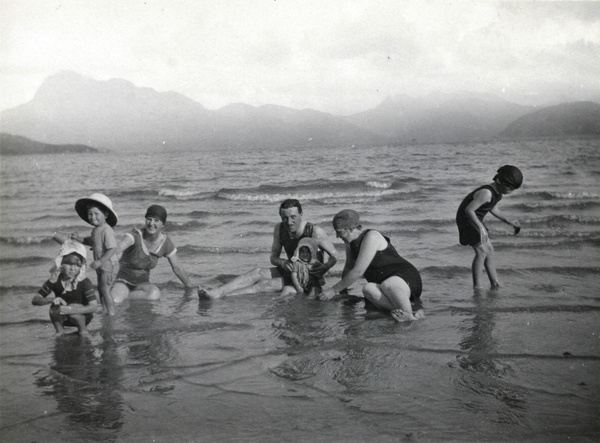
[{"x1": 200, "y1": 199, "x2": 338, "y2": 298}]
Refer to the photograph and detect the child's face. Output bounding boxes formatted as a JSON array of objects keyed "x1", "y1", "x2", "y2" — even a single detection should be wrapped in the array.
[
  {"x1": 299, "y1": 246, "x2": 311, "y2": 262},
  {"x1": 87, "y1": 206, "x2": 107, "y2": 226},
  {"x1": 498, "y1": 182, "x2": 515, "y2": 195},
  {"x1": 61, "y1": 255, "x2": 82, "y2": 279}
]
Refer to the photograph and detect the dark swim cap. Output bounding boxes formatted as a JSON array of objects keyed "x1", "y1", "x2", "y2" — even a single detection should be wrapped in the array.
[
  {"x1": 145, "y1": 204, "x2": 167, "y2": 224},
  {"x1": 332, "y1": 209, "x2": 361, "y2": 230},
  {"x1": 495, "y1": 165, "x2": 523, "y2": 189}
]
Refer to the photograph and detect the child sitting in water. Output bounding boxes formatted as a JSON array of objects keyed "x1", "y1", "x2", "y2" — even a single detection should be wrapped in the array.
[
  {"x1": 66, "y1": 193, "x2": 118, "y2": 316},
  {"x1": 456, "y1": 165, "x2": 523, "y2": 289},
  {"x1": 31, "y1": 240, "x2": 98, "y2": 336},
  {"x1": 287, "y1": 237, "x2": 326, "y2": 297}
]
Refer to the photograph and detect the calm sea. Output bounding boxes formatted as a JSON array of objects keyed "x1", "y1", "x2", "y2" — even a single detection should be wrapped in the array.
[{"x1": 1, "y1": 138, "x2": 599, "y2": 442}]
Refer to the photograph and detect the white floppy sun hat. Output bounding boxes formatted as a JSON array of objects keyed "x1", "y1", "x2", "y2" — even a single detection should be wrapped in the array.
[{"x1": 75, "y1": 193, "x2": 118, "y2": 227}]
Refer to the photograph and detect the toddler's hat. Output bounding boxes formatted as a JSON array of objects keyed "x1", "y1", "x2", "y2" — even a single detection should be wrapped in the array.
[
  {"x1": 495, "y1": 165, "x2": 523, "y2": 189},
  {"x1": 75, "y1": 193, "x2": 118, "y2": 227},
  {"x1": 292, "y1": 237, "x2": 320, "y2": 262},
  {"x1": 332, "y1": 209, "x2": 361, "y2": 230}
]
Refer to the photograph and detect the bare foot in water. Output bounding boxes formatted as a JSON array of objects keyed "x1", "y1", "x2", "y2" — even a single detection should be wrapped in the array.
[
  {"x1": 391, "y1": 309, "x2": 425, "y2": 322},
  {"x1": 198, "y1": 286, "x2": 221, "y2": 299}
]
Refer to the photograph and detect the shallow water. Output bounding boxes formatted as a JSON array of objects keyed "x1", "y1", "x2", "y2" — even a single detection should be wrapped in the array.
[{"x1": 1, "y1": 138, "x2": 599, "y2": 441}]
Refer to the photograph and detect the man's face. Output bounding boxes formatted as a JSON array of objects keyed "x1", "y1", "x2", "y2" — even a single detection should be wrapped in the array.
[{"x1": 280, "y1": 207, "x2": 302, "y2": 233}]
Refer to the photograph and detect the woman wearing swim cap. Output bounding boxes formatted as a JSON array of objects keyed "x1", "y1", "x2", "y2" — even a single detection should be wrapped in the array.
[
  {"x1": 320, "y1": 209, "x2": 424, "y2": 322},
  {"x1": 111, "y1": 204, "x2": 195, "y2": 302},
  {"x1": 456, "y1": 165, "x2": 523, "y2": 289}
]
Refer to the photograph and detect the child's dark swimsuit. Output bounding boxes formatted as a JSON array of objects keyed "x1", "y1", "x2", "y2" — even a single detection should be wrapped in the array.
[
  {"x1": 456, "y1": 184, "x2": 503, "y2": 246},
  {"x1": 349, "y1": 230, "x2": 422, "y2": 300},
  {"x1": 38, "y1": 278, "x2": 95, "y2": 326}
]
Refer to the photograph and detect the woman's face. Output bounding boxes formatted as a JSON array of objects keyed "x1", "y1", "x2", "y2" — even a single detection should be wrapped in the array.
[
  {"x1": 145, "y1": 216, "x2": 164, "y2": 234},
  {"x1": 334, "y1": 227, "x2": 354, "y2": 243}
]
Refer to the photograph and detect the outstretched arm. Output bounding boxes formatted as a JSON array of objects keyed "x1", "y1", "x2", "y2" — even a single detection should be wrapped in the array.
[
  {"x1": 167, "y1": 253, "x2": 193, "y2": 288},
  {"x1": 490, "y1": 208, "x2": 519, "y2": 228},
  {"x1": 320, "y1": 231, "x2": 383, "y2": 299},
  {"x1": 310, "y1": 225, "x2": 338, "y2": 276}
]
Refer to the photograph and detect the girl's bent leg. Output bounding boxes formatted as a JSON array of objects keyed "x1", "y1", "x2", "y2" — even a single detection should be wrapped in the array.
[
  {"x1": 111, "y1": 281, "x2": 131, "y2": 304},
  {"x1": 49, "y1": 305, "x2": 65, "y2": 334},
  {"x1": 483, "y1": 242, "x2": 500, "y2": 287},
  {"x1": 129, "y1": 283, "x2": 161, "y2": 300},
  {"x1": 471, "y1": 243, "x2": 490, "y2": 289}
]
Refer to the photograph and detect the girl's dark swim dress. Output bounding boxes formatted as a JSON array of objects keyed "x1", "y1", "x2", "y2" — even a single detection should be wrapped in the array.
[{"x1": 456, "y1": 185, "x2": 503, "y2": 246}]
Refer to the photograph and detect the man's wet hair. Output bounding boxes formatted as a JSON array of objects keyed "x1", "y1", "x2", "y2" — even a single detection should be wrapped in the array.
[{"x1": 279, "y1": 199, "x2": 302, "y2": 214}]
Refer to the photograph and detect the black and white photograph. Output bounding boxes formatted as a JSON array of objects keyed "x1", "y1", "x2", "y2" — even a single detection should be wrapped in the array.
[{"x1": 1, "y1": 1, "x2": 599, "y2": 441}]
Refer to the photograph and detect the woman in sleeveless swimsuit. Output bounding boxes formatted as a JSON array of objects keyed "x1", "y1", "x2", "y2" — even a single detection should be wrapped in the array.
[
  {"x1": 111, "y1": 205, "x2": 194, "y2": 302},
  {"x1": 320, "y1": 209, "x2": 424, "y2": 322}
]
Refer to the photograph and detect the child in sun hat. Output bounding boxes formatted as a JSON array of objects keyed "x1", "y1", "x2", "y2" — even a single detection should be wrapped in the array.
[
  {"x1": 68, "y1": 193, "x2": 119, "y2": 316},
  {"x1": 31, "y1": 239, "x2": 98, "y2": 336},
  {"x1": 456, "y1": 165, "x2": 523, "y2": 289}
]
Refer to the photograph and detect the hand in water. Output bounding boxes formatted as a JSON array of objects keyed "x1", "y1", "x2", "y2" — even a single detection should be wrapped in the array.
[{"x1": 319, "y1": 288, "x2": 336, "y2": 300}]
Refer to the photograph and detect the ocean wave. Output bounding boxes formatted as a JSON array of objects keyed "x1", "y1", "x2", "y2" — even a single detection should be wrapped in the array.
[
  {"x1": 0, "y1": 235, "x2": 55, "y2": 245},
  {"x1": 447, "y1": 304, "x2": 600, "y2": 314},
  {"x1": 522, "y1": 214, "x2": 600, "y2": 225},
  {"x1": 495, "y1": 237, "x2": 600, "y2": 250},
  {"x1": 0, "y1": 256, "x2": 51, "y2": 266},
  {"x1": 524, "y1": 191, "x2": 600, "y2": 200},
  {"x1": 178, "y1": 244, "x2": 271, "y2": 255},
  {"x1": 421, "y1": 265, "x2": 599, "y2": 277},
  {"x1": 158, "y1": 188, "x2": 213, "y2": 200},
  {"x1": 167, "y1": 220, "x2": 209, "y2": 231},
  {"x1": 215, "y1": 179, "x2": 417, "y2": 204},
  {"x1": 0, "y1": 284, "x2": 43, "y2": 294},
  {"x1": 365, "y1": 181, "x2": 392, "y2": 189},
  {"x1": 188, "y1": 210, "x2": 213, "y2": 218},
  {"x1": 217, "y1": 188, "x2": 413, "y2": 204},
  {"x1": 110, "y1": 188, "x2": 158, "y2": 200},
  {"x1": 511, "y1": 201, "x2": 600, "y2": 212}
]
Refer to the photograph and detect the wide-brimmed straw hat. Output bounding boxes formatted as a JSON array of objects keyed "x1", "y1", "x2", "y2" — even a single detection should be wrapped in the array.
[{"x1": 75, "y1": 193, "x2": 118, "y2": 227}]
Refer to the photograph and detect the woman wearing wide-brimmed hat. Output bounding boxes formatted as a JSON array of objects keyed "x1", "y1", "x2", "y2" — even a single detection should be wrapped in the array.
[{"x1": 111, "y1": 204, "x2": 195, "y2": 302}]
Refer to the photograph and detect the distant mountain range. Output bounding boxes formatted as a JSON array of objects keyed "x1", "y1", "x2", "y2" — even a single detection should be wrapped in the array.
[
  {"x1": 1, "y1": 71, "x2": 599, "y2": 153},
  {"x1": 0, "y1": 133, "x2": 98, "y2": 155}
]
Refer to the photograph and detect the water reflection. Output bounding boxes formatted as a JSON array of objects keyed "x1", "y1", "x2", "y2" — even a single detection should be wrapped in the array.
[
  {"x1": 458, "y1": 289, "x2": 500, "y2": 374},
  {"x1": 35, "y1": 321, "x2": 124, "y2": 440},
  {"x1": 122, "y1": 301, "x2": 178, "y2": 392},
  {"x1": 456, "y1": 289, "x2": 527, "y2": 423}
]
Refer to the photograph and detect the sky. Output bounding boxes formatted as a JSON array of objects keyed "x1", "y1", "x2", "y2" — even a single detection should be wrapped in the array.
[{"x1": 1, "y1": 0, "x2": 599, "y2": 115}]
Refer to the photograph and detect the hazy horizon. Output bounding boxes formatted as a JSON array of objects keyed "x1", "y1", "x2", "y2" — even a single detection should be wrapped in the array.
[{"x1": 2, "y1": 1, "x2": 600, "y2": 115}]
